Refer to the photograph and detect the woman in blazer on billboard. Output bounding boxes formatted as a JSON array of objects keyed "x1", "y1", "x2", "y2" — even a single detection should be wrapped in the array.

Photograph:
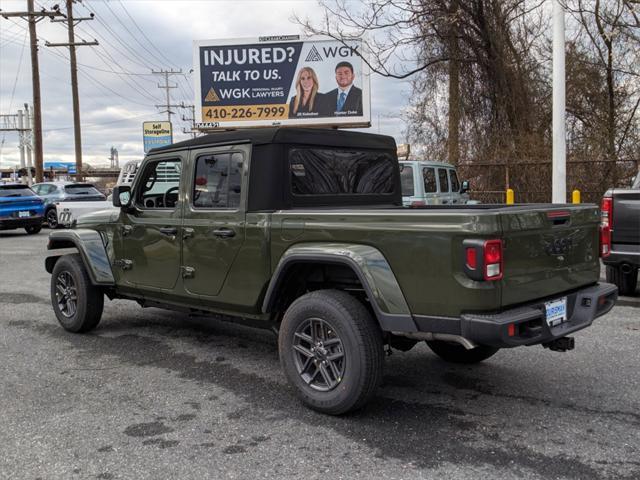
[{"x1": 288, "y1": 67, "x2": 324, "y2": 118}]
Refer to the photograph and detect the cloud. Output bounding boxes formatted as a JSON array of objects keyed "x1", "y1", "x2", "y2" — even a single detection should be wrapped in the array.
[{"x1": 1, "y1": 0, "x2": 411, "y2": 168}]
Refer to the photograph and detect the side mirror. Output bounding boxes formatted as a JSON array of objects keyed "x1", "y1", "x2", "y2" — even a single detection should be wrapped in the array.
[
  {"x1": 460, "y1": 180, "x2": 470, "y2": 194},
  {"x1": 112, "y1": 185, "x2": 132, "y2": 208}
]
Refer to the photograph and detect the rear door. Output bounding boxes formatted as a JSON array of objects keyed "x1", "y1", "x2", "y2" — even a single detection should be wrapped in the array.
[
  {"x1": 181, "y1": 145, "x2": 248, "y2": 299},
  {"x1": 422, "y1": 166, "x2": 439, "y2": 204},
  {"x1": 499, "y1": 205, "x2": 601, "y2": 307}
]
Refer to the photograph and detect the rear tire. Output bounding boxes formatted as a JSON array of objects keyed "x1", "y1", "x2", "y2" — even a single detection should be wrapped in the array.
[
  {"x1": 46, "y1": 208, "x2": 58, "y2": 229},
  {"x1": 279, "y1": 289, "x2": 384, "y2": 415},
  {"x1": 51, "y1": 253, "x2": 104, "y2": 333},
  {"x1": 426, "y1": 340, "x2": 499, "y2": 364},
  {"x1": 606, "y1": 265, "x2": 638, "y2": 296},
  {"x1": 25, "y1": 225, "x2": 42, "y2": 235}
]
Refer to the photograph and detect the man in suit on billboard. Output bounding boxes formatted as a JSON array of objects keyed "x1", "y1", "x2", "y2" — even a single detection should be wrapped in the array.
[{"x1": 319, "y1": 61, "x2": 363, "y2": 117}]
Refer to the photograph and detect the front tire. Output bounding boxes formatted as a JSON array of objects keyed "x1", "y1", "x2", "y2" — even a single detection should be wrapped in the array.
[
  {"x1": 606, "y1": 265, "x2": 638, "y2": 296},
  {"x1": 426, "y1": 340, "x2": 499, "y2": 364},
  {"x1": 279, "y1": 289, "x2": 384, "y2": 415},
  {"x1": 51, "y1": 254, "x2": 104, "y2": 333},
  {"x1": 25, "y1": 225, "x2": 42, "y2": 235},
  {"x1": 46, "y1": 208, "x2": 58, "y2": 229}
]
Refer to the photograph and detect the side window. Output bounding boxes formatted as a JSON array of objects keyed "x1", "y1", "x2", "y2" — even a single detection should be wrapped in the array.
[
  {"x1": 193, "y1": 151, "x2": 243, "y2": 209},
  {"x1": 423, "y1": 167, "x2": 437, "y2": 193},
  {"x1": 438, "y1": 168, "x2": 450, "y2": 193},
  {"x1": 449, "y1": 169, "x2": 460, "y2": 192},
  {"x1": 135, "y1": 159, "x2": 182, "y2": 209},
  {"x1": 32, "y1": 185, "x2": 42, "y2": 195},
  {"x1": 400, "y1": 165, "x2": 414, "y2": 196}
]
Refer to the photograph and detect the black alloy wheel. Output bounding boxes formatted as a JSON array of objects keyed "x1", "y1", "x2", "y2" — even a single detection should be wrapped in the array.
[
  {"x1": 46, "y1": 209, "x2": 58, "y2": 229},
  {"x1": 292, "y1": 317, "x2": 345, "y2": 392},
  {"x1": 55, "y1": 271, "x2": 78, "y2": 318}
]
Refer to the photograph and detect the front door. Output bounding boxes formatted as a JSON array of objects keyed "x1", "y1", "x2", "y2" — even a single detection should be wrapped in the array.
[
  {"x1": 122, "y1": 156, "x2": 184, "y2": 290},
  {"x1": 181, "y1": 145, "x2": 247, "y2": 299}
]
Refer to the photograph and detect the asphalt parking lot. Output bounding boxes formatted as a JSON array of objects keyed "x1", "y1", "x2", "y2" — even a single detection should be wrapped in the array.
[{"x1": 1, "y1": 230, "x2": 639, "y2": 480}]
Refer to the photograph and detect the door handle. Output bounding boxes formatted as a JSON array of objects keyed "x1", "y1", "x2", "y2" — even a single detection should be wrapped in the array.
[
  {"x1": 159, "y1": 227, "x2": 178, "y2": 236},
  {"x1": 212, "y1": 228, "x2": 236, "y2": 238}
]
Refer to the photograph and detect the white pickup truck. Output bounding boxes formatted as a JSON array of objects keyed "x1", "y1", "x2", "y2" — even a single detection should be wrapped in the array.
[
  {"x1": 54, "y1": 161, "x2": 139, "y2": 228},
  {"x1": 54, "y1": 159, "x2": 181, "y2": 227}
]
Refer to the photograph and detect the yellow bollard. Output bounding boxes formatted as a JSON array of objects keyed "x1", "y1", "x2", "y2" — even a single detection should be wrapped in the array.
[
  {"x1": 572, "y1": 190, "x2": 581, "y2": 204},
  {"x1": 506, "y1": 189, "x2": 514, "y2": 205}
]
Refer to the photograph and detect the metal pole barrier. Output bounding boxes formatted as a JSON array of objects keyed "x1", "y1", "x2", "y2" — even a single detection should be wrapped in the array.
[
  {"x1": 572, "y1": 190, "x2": 580, "y2": 204},
  {"x1": 506, "y1": 189, "x2": 515, "y2": 204}
]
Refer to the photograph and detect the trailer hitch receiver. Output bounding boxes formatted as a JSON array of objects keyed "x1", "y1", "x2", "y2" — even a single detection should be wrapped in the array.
[{"x1": 543, "y1": 336, "x2": 575, "y2": 352}]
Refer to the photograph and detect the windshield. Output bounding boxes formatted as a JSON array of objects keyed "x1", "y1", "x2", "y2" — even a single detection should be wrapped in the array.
[
  {"x1": 0, "y1": 186, "x2": 35, "y2": 197},
  {"x1": 64, "y1": 184, "x2": 102, "y2": 196}
]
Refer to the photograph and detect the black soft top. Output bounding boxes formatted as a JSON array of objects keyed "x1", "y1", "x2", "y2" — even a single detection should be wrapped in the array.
[{"x1": 150, "y1": 127, "x2": 396, "y2": 153}]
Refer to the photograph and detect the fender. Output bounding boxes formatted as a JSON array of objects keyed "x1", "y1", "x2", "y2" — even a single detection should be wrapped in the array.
[
  {"x1": 263, "y1": 243, "x2": 417, "y2": 333},
  {"x1": 45, "y1": 229, "x2": 115, "y2": 286}
]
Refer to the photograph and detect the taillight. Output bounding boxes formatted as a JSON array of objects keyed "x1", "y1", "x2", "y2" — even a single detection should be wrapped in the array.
[
  {"x1": 599, "y1": 225, "x2": 611, "y2": 257},
  {"x1": 463, "y1": 239, "x2": 503, "y2": 281},
  {"x1": 601, "y1": 196, "x2": 613, "y2": 228},
  {"x1": 483, "y1": 240, "x2": 503, "y2": 280},
  {"x1": 465, "y1": 247, "x2": 477, "y2": 269}
]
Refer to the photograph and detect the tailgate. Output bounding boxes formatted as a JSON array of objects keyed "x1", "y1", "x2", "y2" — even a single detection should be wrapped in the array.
[
  {"x1": 500, "y1": 205, "x2": 601, "y2": 307},
  {"x1": 612, "y1": 189, "x2": 640, "y2": 245}
]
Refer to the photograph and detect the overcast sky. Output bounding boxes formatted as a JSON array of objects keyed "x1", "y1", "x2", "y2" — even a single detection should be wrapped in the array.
[{"x1": 0, "y1": 0, "x2": 411, "y2": 168}]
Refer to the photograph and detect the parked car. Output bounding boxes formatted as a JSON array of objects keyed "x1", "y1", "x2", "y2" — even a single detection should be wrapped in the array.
[
  {"x1": 0, "y1": 184, "x2": 44, "y2": 234},
  {"x1": 400, "y1": 160, "x2": 472, "y2": 206},
  {"x1": 46, "y1": 128, "x2": 617, "y2": 415},
  {"x1": 31, "y1": 182, "x2": 106, "y2": 228},
  {"x1": 601, "y1": 174, "x2": 640, "y2": 295}
]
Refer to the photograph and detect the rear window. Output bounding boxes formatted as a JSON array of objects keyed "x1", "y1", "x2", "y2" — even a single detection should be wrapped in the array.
[
  {"x1": 290, "y1": 148, "x2": 396, "y2": 196},
  {"x1": 400, "y1": 165, "x2": 414, "y2": 196},
  {"x1": 64, "y1": 184, "x2": 102, "y2": 195},
  {"x1": 0, "y1": 186, "x2": 35, "y2": 197}
]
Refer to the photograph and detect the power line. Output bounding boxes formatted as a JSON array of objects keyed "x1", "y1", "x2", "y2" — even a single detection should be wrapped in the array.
[
  {"x1": 46, "y1": 0, "x2": 99, "y2": 181},
  {"x1": 1, "y1": 1, "x2": 65, "y2": 182},
  {"x1": 116, "y1": 0, "x2": 181, "y2": 70}
]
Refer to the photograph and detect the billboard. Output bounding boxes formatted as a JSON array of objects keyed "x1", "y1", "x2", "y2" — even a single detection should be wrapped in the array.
[
  {"x1": 193, "y1": 35, "x2": 370, "y2": 129},
  {"x1": 143, "y1": 121, "x2": 173, "y2": 153}
]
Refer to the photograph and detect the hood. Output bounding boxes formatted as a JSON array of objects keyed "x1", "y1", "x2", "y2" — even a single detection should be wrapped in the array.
[{"x1": 75, "y1": 207, "x2": 120, "y2": 226}]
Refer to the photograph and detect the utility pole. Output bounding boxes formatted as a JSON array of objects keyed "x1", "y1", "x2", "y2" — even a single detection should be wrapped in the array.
[
  {"x1": 1, "y1": 2, "x2": 63, "y2": 182},
  {"x1": 152, "y1": 69, "x2": 183, "y2": 123},
  {"x1": 0, "y1": 108, "x2": 33, "y2": 184},
  {"x1": 46, "y1": 0, "x2": 98, "y2": 181},
  {"x1": 181, "y1": 103, "x2": 197, "y2": 138}
]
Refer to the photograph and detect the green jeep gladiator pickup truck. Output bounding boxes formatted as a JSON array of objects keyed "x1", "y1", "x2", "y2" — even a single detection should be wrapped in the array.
[{"x1": 45, "y1": 128, "x2": 617, "y2": 415}]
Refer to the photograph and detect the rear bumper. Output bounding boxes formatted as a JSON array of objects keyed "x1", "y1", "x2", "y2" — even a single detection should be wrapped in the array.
[
  {"x1": 0, "y1": 215, "x2": 43, "y2": 230},
  {"x1": 603, "y1": 244, "x2": 640, "y2": 268},
  {"x1": 414, "y1": 283, "x2": 618, "y2": 348}
]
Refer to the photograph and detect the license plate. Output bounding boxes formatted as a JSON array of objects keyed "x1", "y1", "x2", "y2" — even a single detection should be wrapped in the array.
[
  {"x1": 18, "y1": 211, "x2": 30, "y2": 218},
  {"x1": 545, "y1": 297, "x2": 567, "y2": 327}
]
